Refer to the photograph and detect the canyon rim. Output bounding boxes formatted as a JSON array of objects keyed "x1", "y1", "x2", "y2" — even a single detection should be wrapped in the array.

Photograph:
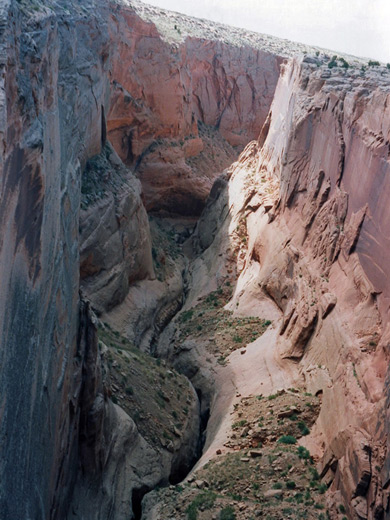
[{"x1": 0, "y1": 1, "x2": 390, "y2": 519}]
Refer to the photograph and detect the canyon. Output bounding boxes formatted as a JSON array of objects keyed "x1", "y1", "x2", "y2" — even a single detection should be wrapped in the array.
[{"x1": 0, "y1": 1, "x2": 390, "y2": 520}]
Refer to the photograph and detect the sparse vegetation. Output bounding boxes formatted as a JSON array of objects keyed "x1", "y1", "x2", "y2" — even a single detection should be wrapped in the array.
[
  {"x1": 278, "y1": 435, "x2": 297, "y2": 445},
  {"x1": 219, "y1": 506, "x2": 236, "y2": 520},
  {"x1": 298, "y1": 421, "x2": 310, "y2": 436},
  {"x1": 297, "y1": 446, "x2": 311, "y2": 460},
  {"x1": 153, "y1": 389, "x2": 326, "y2": 518},
  {"x1": 186, "y1": 491, "x2": 217, "y2": 520},
  {"x1": 172, "y1": 286, "x2": 272, "y2": 361},
  {"x1": 232, "y1": 419, "x2": 248, "y2": 429},
  {"x1": 98, "y1": 322, "x2": 193, "y2": 449},
  {"x1": 328, "y1": 55, "x2": 338, "y2": 69}
]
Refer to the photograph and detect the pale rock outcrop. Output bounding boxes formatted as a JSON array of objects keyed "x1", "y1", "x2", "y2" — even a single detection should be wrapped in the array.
[
  {"x1": 180, "y1": 56, "x2": 390, "y2": 519},
  {"x1": 79, "y1": 144, "x2": 154, "y2": 314}
]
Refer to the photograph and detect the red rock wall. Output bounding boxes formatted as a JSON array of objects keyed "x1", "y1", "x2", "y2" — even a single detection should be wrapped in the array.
[{"x1": 107, "y1": 3, "x2": 281, "y2": 214}]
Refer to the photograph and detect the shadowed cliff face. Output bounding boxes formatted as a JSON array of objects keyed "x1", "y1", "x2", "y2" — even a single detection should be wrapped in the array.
[{"x1": 0, "y1": 1, "x2": 110, "y2": 518}]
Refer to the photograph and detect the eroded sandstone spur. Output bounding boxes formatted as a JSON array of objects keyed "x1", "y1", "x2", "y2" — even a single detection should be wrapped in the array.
[{"x1": 0, "y1": 0, "x2": 390, "y2": 519}]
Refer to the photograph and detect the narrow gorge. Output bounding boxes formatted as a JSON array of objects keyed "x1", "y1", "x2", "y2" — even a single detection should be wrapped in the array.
[{"x1": 1, "y1": 1, "x2": 390, "y2": 520}]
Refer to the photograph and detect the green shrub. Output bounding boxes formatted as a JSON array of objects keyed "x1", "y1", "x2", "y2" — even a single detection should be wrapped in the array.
[
  {"x1": 298, "y1": 421, "x2": 310, "y2": 436},
  {"x1": 297, "y1": 446, "x2": 310, "y2": 460},
  {"x1": 286, "y1": 480, "x2": 296, "y2": 489},
  {"x1": 125, "y1": 386, "x2": 133, "y2": 395},
  {"x1": 219, "y1": 506, "x2": 236, "y2": 520},
  {"x1": 317, "y1": 483, "x2": 327, "y2": 494},
  {"x1": 368, "y1": 60, "x2": 380, "y2": 66},
  {"x1": 277, "y1": 435, "x2": 297, "y2": 445},
  {"x1": 273, "y1": 482, "x2": 283, "y2": 489},
  {"x1": 180, "y1": 310, "x2": 194, "y2": 322},
  {"x1": 232, "y1": 419, "x2": 247, "y2": 429},
  {"x1": 186, "y1": 491, "x2": 217, "y2": 520},
  {"x1": 294, "y1": 492, "x2": 303, "y2": 503}
]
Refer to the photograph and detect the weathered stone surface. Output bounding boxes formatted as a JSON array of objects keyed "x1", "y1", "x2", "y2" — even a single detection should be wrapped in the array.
[
  {"x1": 79, "y1": 145, "x2": 154, "y2": 314},
  {"x1": 264, "y1": 489, "x2": 283, "y2": 498},
  {"x1": 175, "y1": 55, "x2": 390, "y2": 520}
]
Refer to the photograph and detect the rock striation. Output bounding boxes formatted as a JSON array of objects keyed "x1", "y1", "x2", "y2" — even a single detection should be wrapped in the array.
[
  {"x1": 0, "y1": 1, "x2": 284, "y2": 518},
  {"x1": 79, "y1": 143, "x2": 154, "y2": 314},
  {"x1": 257, "y1": 56, "x2": 390, "y2": 519},
  {"x1": 177, "y1": 55, "x2": 390, "y2": 519}
]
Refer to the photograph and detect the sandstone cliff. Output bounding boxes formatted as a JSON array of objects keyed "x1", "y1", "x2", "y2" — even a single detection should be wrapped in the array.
[
  {"x1": 152, "y1": 55, "x2": 390, "y2": 519},
  {"x1": 1, "y1": 1, "x2": 390, "y2": 520},
  {"x1": 256, "y1": 56, "x2": 390, "y2": 519},
  {"x1": 107, "y1": 0, "x2": 282, "y2": 214},
  {"x1": 0, "y1": 1, "x2": 289, "y2": 518}
]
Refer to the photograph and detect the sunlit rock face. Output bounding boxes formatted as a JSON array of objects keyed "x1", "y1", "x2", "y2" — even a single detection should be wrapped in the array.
[
  {"x1": 107, "y1": 2, "x2": 282, "y2": 214},
  {"x1": 261, "y1": 59, "x2": 390, "y2": 520},
  {"x1": 194, "y1": 56, "x2": 390, "y2": 519}
]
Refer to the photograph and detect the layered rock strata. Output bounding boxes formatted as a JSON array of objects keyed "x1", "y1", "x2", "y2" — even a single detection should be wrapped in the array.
[
  {"x1": 0, "y1": 1, "x2": 287, "y2": 518},
  {"x1": 107, "y1": 1, "x2": 282, "y2": 214}
]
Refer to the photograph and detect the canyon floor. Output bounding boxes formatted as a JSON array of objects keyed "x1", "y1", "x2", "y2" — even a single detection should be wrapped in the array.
[{"x1": 98, "y1": 212, "x2": 333, "y2": 520}]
